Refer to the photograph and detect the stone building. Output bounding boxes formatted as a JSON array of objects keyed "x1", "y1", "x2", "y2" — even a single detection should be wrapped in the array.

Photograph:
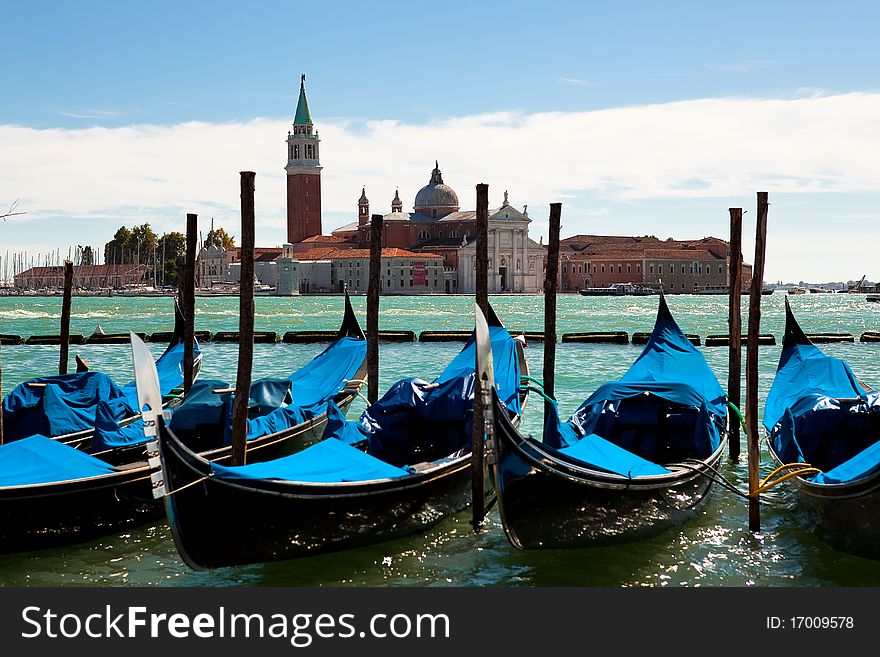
[
  {"x1": 295, "y1": 247, "x2": 444, "y2": 294},
  {"x1": 457, "y1": 195, "x2": 544, "y2": 293},
  {"x1": 559, "y1": 235, "x2": 753, "y2": 293}
]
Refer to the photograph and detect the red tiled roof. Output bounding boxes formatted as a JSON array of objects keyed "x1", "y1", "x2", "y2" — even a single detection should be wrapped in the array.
[
  {"x1": 295, "y1": 247, "x2": 441, "y2": 261},
  {"x1": 301, "y1": 235, "x2": 347, "y2": 243}
]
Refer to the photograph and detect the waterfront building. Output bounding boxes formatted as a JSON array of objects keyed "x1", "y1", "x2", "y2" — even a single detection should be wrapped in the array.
[
  {"x1": 457, "y1": 195, "x2": 544, "y2": 293},
  {"x1": 559, "y1": 235, "x2": 753, "y2": 293},
  {"x1": 13, "y1": 264, "x2": 148, "y2": 290},
  {"x1": 275, "y1": 244, "x2": 300, "y2": 295},
  {"x1": 331, "y1": 165, "x2": 544, "y2": 294},
  {"x1": 294, "y1": 247, "x2": 444, "y2": 294}
]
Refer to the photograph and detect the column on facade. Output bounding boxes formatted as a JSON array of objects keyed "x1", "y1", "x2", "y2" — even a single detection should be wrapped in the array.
[
  {"x1": 493, "y1": 226, "x2": 500, "y2": 292},
  {"x1": 511, "y1": 228, "x2": 518, "y2": 293}
]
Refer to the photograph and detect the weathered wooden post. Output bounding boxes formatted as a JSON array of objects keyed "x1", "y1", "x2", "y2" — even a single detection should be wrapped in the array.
[
  {"x1": 728, "y1": 208, "x2": 743, "y2": 460},
  {"x1": 544, "y1": 203, "x2": 562, "y2": 419},
  {"x1": 746, "y1": 192, "x2": 769, "y2": 531},
  {"x1": 59, "y1": 260, "x2": 74, "y2": 374},
  {"x1": 472, "y1": 183, "x2": 489, "y2": 530},
  {"x1": 230, "y1": 172, "x2": 256, "y2": 467},
  {"x1": 183, "y1": 213, "x2": 198, "y2": 395},
  {"x1": 367, "y1": 213, "x2": 383, "y2": 404}
]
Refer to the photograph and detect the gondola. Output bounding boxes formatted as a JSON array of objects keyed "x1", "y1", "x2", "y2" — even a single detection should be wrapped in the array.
[
  {"x1": 142, "y1": 304, "x2": 528, "y2": 569},
  {"x1": 1, "y1": 298, "x2": 202, "y2": 457},
  {"x1": 488, "y1": 293, "x2": 728, "y2": 549},
  {"x1": 764, "y1": 297, "x2": 880, "y2": 559},
  {"x1": 0, "y1": 294, "x2": 367, "y2": 553}
]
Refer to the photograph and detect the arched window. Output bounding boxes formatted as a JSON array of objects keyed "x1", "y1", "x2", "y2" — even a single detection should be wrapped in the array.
[
  {"x1": 418, "y1": 230, "x2": 430, "y2": 240},
  {"x1": 450, "y1": 230, "x2": 458, "y2": 238}
]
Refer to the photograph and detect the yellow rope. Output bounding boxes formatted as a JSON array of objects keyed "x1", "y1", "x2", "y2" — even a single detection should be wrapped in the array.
[{"x1": 750, "y1": 462, "x2": 823, "y2": 496}]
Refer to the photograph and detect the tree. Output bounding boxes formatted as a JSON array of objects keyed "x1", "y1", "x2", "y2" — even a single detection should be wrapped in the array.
[
  {"x1": 104, "y1": 226, "x2": 133, "y2": 265},
  {"x1": 157, "y1": 231, "x2": 186, "y2": 285},
  {"x1": 206, "y1": 226, "x2": 236, "y2": 249},
  {"x1": 130, "y1": 223, "x2": 158, "y2": 264},
  {"x1": 80, "y1": 246, "x2": 94, "y2": 266}
]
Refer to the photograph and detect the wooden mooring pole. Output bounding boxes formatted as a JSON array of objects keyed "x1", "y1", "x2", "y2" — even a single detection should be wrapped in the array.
[
  {"x1": 230, "y1": 172, "x2": 256, "y2": 467},
  {"x1": 472, "y1": 183, "x2": 489, "y2": 530},
  {"x1": 544, "y1": 203, "x2": 562, "y2": 420},
  {"x1": 183, "y1": 213, "x2": 198, "y2": 395},
  {"x1": 746, "y1": 192, "x2": 769, "y2": 532},
  {"x1": 728, "y1": 208, "x2": 743, "y2": 460},
  {"x1": 58, "y1": 260, "x2": 74, "y2": 374},
  {"x1": 367, "y1": 213, "x2": 383, "y2": 405}
]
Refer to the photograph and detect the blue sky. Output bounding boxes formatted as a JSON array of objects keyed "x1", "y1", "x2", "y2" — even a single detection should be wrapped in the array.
[{"x1": 2, "y1": 1, "x2": 880, "y2": 283}]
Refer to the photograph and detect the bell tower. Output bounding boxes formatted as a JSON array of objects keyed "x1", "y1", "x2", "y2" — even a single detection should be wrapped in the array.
[{"x1": 285, "y1": 74, "x2": 322, "y2": 243}]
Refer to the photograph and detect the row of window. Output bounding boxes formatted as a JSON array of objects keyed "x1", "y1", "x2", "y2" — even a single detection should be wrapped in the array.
[
  {"x1": 562, "y1": 262, "x2": 725, "y2": 276},
  {"x1": 418, "y1": 230, "x2": 461, "y2": 240},
  {"x1": 342, "y1": 279, "x2": 440, "y2": 289},
  {"x1": 290, "y1": 144, "x2": 316, "y2": 160}
]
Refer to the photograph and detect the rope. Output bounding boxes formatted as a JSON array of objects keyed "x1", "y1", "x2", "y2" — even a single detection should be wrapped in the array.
[
  {"x1": 520, "y1": 375, "x2": 545, "y2": 389},
  {"x1": 163, "y1": 474, "x2": 210, "y2": 497},
  {"x1": 752, "y1": 462, "x2": 822, "y2": 495},
  {"x1": 726, "y1": 399, "x2": 747, "y2": 433},
  {"x1": 520, "y1": 385, "x2": 556, "y2": 404}
]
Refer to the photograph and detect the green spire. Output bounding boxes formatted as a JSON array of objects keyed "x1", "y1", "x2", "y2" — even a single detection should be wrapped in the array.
[{"x1": 294, "y1": 73, "x2": 313, "y2": 125}]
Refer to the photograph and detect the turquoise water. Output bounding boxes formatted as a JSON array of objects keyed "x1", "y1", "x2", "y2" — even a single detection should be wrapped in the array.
[{"x1": 1, "y1": 292, "x2": 880, "y2": 586}]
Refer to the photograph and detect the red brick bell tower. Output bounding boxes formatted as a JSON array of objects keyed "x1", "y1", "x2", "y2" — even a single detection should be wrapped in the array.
[{"x1": 285, "y1": 74, "x2": 322, "y2": 243}]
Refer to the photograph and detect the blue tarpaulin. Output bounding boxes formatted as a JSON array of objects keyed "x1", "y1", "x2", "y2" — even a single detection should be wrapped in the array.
[
  {"x1": 2, "y1": 338, "x2": 198, "y2": 443},
  {"x1": 0, "y1": 435, "x2": 116, "y2": 487},
  {"x1": 326, "y1": 323, "x2": 523, "y2": 469},
  {"x1": 210, "y1": 436, "x2": 410, "y2": 483},
  {"x1": 542, "y1": 295, "x2": 726, "y2": 473},
  {"x1": 212, "y1": 315, "x2": 523, "y2": 484},
  {"x1": 168, "y1": 336, "x2": 366, "y2": 446}
]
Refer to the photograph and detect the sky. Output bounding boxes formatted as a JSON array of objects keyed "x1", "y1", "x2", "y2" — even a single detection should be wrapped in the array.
[{"x1": 2, "y1": 0, "x2": 880, "y2": 284}]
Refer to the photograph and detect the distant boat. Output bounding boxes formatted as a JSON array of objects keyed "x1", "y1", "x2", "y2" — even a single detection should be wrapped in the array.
[
  {"x1": 868, "y1": 294, "x2": 880, "y2": 303},
  {"x1": 786, "y1": 286, "x2": 807, "y2": 295},
  {"x1": 579, "y1": 282, "x2": 656, "y2": 296},
  {"x1": 809, "y1": 287, "x2": 833, "y2": 294}
]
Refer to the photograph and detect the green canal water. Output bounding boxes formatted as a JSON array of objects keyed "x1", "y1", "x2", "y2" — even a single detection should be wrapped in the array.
[{"x1": 1, "y1": 292, "x2": 880, "y2": 587}]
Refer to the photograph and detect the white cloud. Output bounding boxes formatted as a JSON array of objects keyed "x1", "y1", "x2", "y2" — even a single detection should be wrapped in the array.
[{"x1": 3, "y1": 91, "x2": 880, "y2": 281}]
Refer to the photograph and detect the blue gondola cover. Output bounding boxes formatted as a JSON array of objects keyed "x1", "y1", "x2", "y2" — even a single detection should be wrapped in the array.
[
  {"x1": 209, "y1": 436, "x2": 410, "y2": 483},
  {"x1": 0, "y1": 435, "x2": 115, "y2": 487},
  {"x1": 543, "y1": 296, "x2": 726, "y2": 472},
  {"x1": 168, "y1": 336, "x2": 366, "y2": 444}
]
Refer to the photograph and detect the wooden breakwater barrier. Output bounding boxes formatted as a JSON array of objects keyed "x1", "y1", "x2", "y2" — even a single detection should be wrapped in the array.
[
  {"x1": 213, "y1": 330, "x2": 279, "y2": 344},
  {"x1": 704, "y1": 334, "x2": 776, "y2": 346},
  {"x1": 149, "y1": 330, "x2": 213, "y2": 343},
  {"x1": 861, "y1": 331, "x2": 880, "y2": 343},
  {"x1": 806, "y1": 333, "x2": 854, "y2": 343},
  {"x1": 632, "y1": 332, "x2": 701, "y2": 346},
  {"x1": 419, "y1": 330, "x2": 472, "y2": 342},
  {"x1": 562, "y1": 331, "x2": 628, "y2": 344},
  {"x1": 85, "y1": 332, "x2": 147, "y2": 344},
  {"x1": 283, "y1": 330, "x2": 415, "y2": 343},
  {"x1": 510, "y1": 331, "x2": 550, "y2": 343},
  {"x1": 24, "y1": 334, "x2": 85, "y2": 345},
  {"x1": 0, "y1": 334, "x2": 24, "y2": 345},
  {"x1": 419, "y1": 330, "x2": 551, "y2": 343}
]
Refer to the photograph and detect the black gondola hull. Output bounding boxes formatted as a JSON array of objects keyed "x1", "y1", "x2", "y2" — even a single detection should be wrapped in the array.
[
  {"x1": 0, "y1": 389, "x2": 361, "y2": 554},
  {"x1": 491, "y1": 395, "x2": 724, "y2": 549},
  {"x1": 0, "y1": 469, "x2": 158, "y2": 553},
  {"x1": 160, "y1": 423, "x2": 485, "y2": 569},
  {"x1": 768, "y1": 448, "x2": 880, "y2": 560}
]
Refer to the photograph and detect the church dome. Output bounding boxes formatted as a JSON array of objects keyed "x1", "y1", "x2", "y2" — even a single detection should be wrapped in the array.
[{"x1": 414, "y1": 161, "x2": 459, "y2": 214}]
